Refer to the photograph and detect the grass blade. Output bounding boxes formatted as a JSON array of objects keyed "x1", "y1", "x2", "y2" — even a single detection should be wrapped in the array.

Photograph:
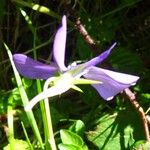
[{"x1": 4, "y1": 43, "x2": 44, "y2": 149}]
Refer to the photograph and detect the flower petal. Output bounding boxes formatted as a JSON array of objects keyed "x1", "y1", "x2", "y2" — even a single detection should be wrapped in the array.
[
  {"x1": 85, "y1": 42, "x2": 116, "y2": 67},
  {"x1": 84, "y1": 66, "x2": 139, "y2": 100},
  {"x1": 53, "y1": 15, "x2": 67, "y2": 71},
  {"x1": 13, "y1": 54, "x2": 58, "y2": 79}
]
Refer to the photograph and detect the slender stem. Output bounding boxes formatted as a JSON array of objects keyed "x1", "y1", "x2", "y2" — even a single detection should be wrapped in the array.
[
  {"x1": 124, "y1": 89, "x2": 150, "y2": 142},
  {"x1": 44, "y1": 98, "x2": 57, "y2": 149},
  {"x1": 21, "y1": 122, "x2": 34, "y2": 150},
  {"x1": 37, "y1": 80, "x2": 49, "y2": 144},
  {"x1": 43, "y1": 78, "x2": 57, "y2": 150},
  {"x1": 32, "y1": 29, "x2": 48, "y2": 146},
  {"x1": 32, "y1": 30, "x2": 55, "y2": 148},
  {"x1": 7, "y1": 96, "x2": 15, "y2": 150}
]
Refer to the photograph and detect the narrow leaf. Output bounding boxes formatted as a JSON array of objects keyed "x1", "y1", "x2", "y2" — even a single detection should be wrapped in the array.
[
  {"x1": 12, "y1": 0, "x2": 60, "y2": 19},
  {"x1": 4, "y1": 43, "x2": 44, "y2": 149}
]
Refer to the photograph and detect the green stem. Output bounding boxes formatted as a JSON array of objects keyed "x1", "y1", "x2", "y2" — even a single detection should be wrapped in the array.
[
  {"x1": 21, "y1": 122, "x2": 34, "y2": 150},
  {"x1": 36, "y1": 80, "x2": 49, "y2": 146},
  {"x1": 7, "y1": 96, "x2": 15, "y2": 150},
  {"x1": 32, "y1": 28, "x2": 49, "y2": 148},
  {"x1": 43, "y1": 79, "x2": 57, "y2": 150}
]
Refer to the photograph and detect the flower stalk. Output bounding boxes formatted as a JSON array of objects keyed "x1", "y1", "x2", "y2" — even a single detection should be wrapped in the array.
[{"x1": 43, "y1": 79, "x2": 57, "y2": 150}]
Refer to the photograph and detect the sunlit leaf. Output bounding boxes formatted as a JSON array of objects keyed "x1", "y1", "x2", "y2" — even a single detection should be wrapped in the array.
[
  {"x1": 3, "y1": 139, "x2": 29, "y2": 150},
  {"x1": 12, "y1": 0, "x2": 59, "y2": 19},
  {"x1": 60, "y1": 129, "x2": 88, "y2": 150},
  {"x1": 87, "y1": 107, "x2": 145, "y2": 150},
  {"x1": 69, "y1": 120, "x2": 86, "y2": 137}
]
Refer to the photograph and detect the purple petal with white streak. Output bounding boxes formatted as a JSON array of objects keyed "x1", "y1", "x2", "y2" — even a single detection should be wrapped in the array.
[
  {"x1": 85, "y1": 42, "x2": 116, "y2": 67},
  {"x1": 84, "y1": 66, "x2": 139, "y2": 100},
  {"x1": 53, "y1": 15, "x2": 67, "y2": 71},
  {"x1": 13, "y1": 54, "x2": 58, "y2": 79}
]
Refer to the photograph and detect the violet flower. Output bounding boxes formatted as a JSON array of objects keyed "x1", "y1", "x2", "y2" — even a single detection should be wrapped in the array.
[{"x1": 13, "y1": 15, "x2": 139, "y2": 110}]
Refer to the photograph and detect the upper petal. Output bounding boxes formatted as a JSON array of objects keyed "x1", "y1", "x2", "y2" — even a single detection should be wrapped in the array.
[
  {"x1": 53, "y1": 15, "x2": 67, "y2": 71},
  {"x1": 84, "y1": 66, "x2": 139, "y2": 100},
  {"x1": 13, "y1": 54, "x2": 58, "y2": 79},
  {"x1": 85, "y1": 42, "x2": 116, "y2": 67},
  {"x1": 68, "y1": 43, "x2": 116, "y2": 78}
]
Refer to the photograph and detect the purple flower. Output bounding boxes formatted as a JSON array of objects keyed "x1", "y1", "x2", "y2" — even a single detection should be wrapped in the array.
[{"x1": 13, "y1": 15, "x2": 139, "y2": 101}]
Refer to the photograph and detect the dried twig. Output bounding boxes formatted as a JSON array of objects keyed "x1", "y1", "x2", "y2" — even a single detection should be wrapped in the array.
[
  {"x1": 124, "y1": 88, "x2": 150, "y2": 141},
  {"x1": 75, "y1": 17, "x2": 99, "y2": 53},
  {"x1": 75, "y1": 17, "x2": 150, "y2": 142}
]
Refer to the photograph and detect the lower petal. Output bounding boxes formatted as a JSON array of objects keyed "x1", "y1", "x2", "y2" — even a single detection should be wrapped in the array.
[{"x1": 83, "y1": 66, "x2": 139, "y2": 100}]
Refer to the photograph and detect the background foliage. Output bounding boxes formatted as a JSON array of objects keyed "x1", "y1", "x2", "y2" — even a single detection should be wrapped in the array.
[{"x1": 0, "y1": 0, "x2": 150, "y2": 149}]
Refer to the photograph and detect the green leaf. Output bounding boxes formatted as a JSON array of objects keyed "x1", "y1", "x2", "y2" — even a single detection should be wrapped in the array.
[
  {"x1": 4, "y1": 43, "x2": 44, "y2": 149},
  {"x1": 3, "y1": 139, "x2": 30, "y2": 150},
  {"x1": 77, "y1": 36, "x2": 92, "y2": 60},
  {"x1": 12, "y1": 0, "x2": 60, "y2": 19},
  {"x1": 58, "y1": 144, "x2": 82, "y2": 150},
  {"x1": 69, "y1": 120, "x2": 86, "y2": 137},
  {"x1": 60, "y1": 129, "x2": 84, "y2": 147},
  {"x1": 141, "y1": 93, "x2": 150, "y2": 100},
  {"x1": 58, "y1": 143, "x2": 88, "y2": 150},
  {"x1": 109, "y1": 47, "x2": 143, "y2": 73},
  {"x1": 132, "y1": 140, "x2": 150, "y2": 150},
  {"x1": 22, "y1": 78, "x2": 33, "y2": 89},
  {"x1": 87, "y1": 107, "x2": 145, "y2": 150}
]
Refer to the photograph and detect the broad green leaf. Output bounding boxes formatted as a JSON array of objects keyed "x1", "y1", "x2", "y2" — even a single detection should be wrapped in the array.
[
  {"x1": 60, "y1": 129, "x2": 84, "y2": 146},
  {"x1": 77, "y1": 36, "x2": 92, "y2": 60},
  {"x1": 58, "y1": 144, "x2": 82, "y2": 150},
  {"x1": 58, "y1": 143, "x2": 88, "y2": 150},
  {"x1": 87, "y1": 107, "x2": 145, "y2": 150},
  {"x1": 132, "y1": 140, "x2": 150, "y2": 150},
  {"x1": 141, "y1": 93, "x2": 150, "y2": 99},
  {"x1": 69, "y1": 120, "x2": 86, "y2": 137},
  {"x1": 3, "y1": 139, "x2": 30, "y2": 150},
  {"x1": 109, "y1": 47, "x2": 143, "y2": 73}
]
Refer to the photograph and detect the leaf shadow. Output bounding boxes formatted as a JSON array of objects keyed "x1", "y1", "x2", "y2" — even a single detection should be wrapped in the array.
[{"x1": 88, "y1": 103, "x2": 145, "y2": 150}]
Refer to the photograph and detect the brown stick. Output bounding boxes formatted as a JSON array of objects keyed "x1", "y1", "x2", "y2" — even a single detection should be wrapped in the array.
[
  {"x1": 124, "y1": 88, "x2": 150, "y2": 141},
  {"x1": 75, "y1": 17, "x2": 150, "y2": 142},
  {"x1": 75, "y1": 17, "x2": 99, "y2": 53}
]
